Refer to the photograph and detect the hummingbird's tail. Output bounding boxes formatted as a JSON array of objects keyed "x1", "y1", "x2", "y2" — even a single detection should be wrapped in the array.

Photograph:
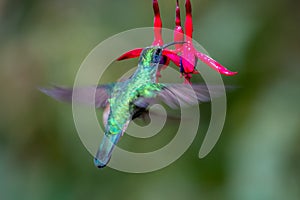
[{"x1": 94, "y1": 132, "x2": 122, "y2": 168}]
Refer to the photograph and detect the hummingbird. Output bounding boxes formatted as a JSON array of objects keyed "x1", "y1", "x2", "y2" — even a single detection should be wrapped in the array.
[{"x1": 40, "y1": 42, "x2": 223, "y2": 168}]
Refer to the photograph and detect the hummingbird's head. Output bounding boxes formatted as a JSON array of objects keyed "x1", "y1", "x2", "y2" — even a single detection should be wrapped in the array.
[
  {"x1": 139, "y1": 41, "x2": 186, "y2": 67},
  {"x1": 139, "y1": 46, "x2": 163, "y2": 66}
]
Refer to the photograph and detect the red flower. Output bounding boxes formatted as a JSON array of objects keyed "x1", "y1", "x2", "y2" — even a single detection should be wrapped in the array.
[{"x1": 117, "y1": 0, "x2": 237, "y2": 84}]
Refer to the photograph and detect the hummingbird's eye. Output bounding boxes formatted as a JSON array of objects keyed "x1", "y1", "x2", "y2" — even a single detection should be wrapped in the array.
[
  {"x1": 153, "y1": 48, "x2": 162, "y2": 63},
  {"x1": 156, "y1": 48, "x2": 162, "y2": 55}
]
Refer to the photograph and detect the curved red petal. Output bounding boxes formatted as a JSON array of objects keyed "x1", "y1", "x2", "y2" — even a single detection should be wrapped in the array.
[
  {"x1": 181, "y1": 57, "x2": 196, "y2": 73},
  {"x1": 196, "y1": 51, "x2": 238, "y2": 76},
  {"x1": 163, "y1": 49, "x2": 195, "y2": 75},
  {"x1": 162, "y1": 49, "x2": 181, "y2": 67},
  {"x1": 116, "y1": 48, "x2": 143, "y2": 61}
]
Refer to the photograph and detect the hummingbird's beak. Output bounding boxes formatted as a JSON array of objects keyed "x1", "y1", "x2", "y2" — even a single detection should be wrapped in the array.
[
  {"x1": 162, "y1": 41, "x2": 186, "y2": 49},
  {"x1": 94, "y1": 133, "x2": 121, "y2": 168}
]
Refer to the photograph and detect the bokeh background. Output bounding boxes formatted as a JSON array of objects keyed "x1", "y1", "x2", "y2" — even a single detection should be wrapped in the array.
[{"x1": 1, "y1": 0, "x2": 300, "y2": 199}]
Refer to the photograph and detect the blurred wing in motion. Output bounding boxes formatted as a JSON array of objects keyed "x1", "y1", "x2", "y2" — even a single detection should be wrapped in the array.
[
  {"x1": 39, "y1": 84, "x2": 115, "y2": 108},
  {"x1": 134, "y1": 84, "x2": 230, "y2": 109},
  {"x1": 132, "y1": 106, "x2": 182, "y2": 122}
]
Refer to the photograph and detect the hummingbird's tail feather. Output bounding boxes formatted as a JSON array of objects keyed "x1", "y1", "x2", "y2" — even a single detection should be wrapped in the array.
[{"x1": 94, "y1": 133, "x2": 122, "y2": 168}]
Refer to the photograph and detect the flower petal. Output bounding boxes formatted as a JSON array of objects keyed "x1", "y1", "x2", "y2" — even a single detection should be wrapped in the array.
[
  {"x1": 196, "y1": 51, "x2": 238, "y2": 76},
  {"x1": 185, "y1": 0, "x2": 193, "y2": 39},
  {"x1": 173, "y1": 0, "x2": 184, "y2": 52},
  {"x1": 162, "y1": 49, "x2": 181, "y2": 67},
  {"x1": 117, "y1": 48, "x2": 143, "y2": 61},
  {"x1": 152, "y1": 0, "x2": 164, "y2": 46}
]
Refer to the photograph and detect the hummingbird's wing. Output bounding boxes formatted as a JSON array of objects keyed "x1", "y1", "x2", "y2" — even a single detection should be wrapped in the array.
[
  {"x1": 39, "y1": 84, "x2": 115, "y2": 108},
  {"x1": 132, "y1": 106, "x2": 182, "y2": 122},
  {"x1": 134, "y1": 84, "x2": 229, "y2": 109}
]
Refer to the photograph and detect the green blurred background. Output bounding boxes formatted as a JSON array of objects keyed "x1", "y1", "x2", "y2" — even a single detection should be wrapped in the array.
[{"x1": 1, "y1": 0, "x2": 300, "y2": 199}]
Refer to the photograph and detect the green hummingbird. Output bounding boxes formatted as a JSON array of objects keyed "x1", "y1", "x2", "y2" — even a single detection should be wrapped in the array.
[{"x1": 41, "y1": 42, "x2": 222, "y2": 168}]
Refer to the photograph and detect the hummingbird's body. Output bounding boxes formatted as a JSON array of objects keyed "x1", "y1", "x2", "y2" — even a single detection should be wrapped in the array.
[
  {"x1": 106, "y1": 48, "x2": 160, "y2": 133},
  {"x1": 41, "y1": 43, "x2": 221, "y2": 168},
  {"x1": 95, "y1": 47, "x2": 164, "y2": 167}
]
